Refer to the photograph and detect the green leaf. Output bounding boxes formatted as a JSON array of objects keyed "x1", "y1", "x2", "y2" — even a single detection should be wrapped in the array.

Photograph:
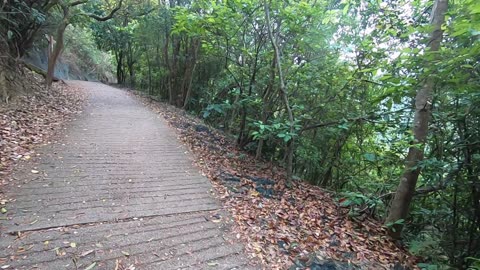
[
  {"x1": 452, "y1": 28, "x2": 468, "y2": 37},
  {"x1": 394, "y1": 219, "x2": 405, "y2": 225},
  {"x1": 470, "y1": 3, "x2": 480, "y2": 14},
  {"x1": 418, "y1": 263, "x2": 439, "y2": 270},
  {"x1": 338, "y1": 123, "x2": 349, "y2": 130},
  {"x1": 342, "y1": 3, "x2": 350, "y2": 15},
  {"x1": 202, "y1": 110, "x2": 210, "y2": 118}
]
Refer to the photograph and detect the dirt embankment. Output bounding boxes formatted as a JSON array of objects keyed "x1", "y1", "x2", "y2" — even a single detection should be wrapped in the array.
[
  {"x1": 0, "y1": 70, "x2": 87, "y2": 204},
  {"x1": 23, "y1": 47, "x2": 99, "y2": 82}
]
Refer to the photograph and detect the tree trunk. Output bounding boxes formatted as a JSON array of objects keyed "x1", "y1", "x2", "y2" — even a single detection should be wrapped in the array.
[
  {"x1": 318, "y1": 131, "x2": 350, "y2": 187},
  {"x1": 236, "y1": 86, "x2": 247, "y2": 146},
  {"x1": 169, "y1": 37, "x2": 180, "y2": 105},
  {"x1": 264, "y1": 1, "x2": 295, "y2": 182},
  {"x1": 126, "y1": 42, "x2": 136, "y2": 87},
  {"x1": 182, "y1": 38, "x2": 200, "y2": 109},
  {"x1": 0, "y1": 66, "x2": 9, "y2": 102},
  {"x1": 114, "y1": 50, "x2": 124, "y2": 84},
  {"x1": 145, "y1": 44, "x2": 153, "y2": 95},
  {"x1": 256, "y1": 57, "x2": 276, "y2": 160},
  {"x1": 163, "y1": 33, "x2": 172, "y2": 101},
  {"x1": 386, "y1": 0, "x2": 448, "y2": 239},
  {"x1": 46, "y1": 19, "x2": 68, "y2": 88}
]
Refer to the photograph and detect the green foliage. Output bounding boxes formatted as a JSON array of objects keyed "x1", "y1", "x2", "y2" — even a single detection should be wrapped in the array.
[
  {"x1": 0, "y1": 0, "x2": 48, "y2": 56},
  {"x1": 409, "y1": 231, "x2": 452, "y2": 270},
  {"x1": 466, "y1": 258, "x2": 480, "y2": 270},
  {"x1": 202, "y1": 102, "x2": 231, "y2": 118},
  {"x1": 251, "y1": 120, "x2": 300, "y2": 143},
  {"x1": 385, "y1": 219, "x2": 405, "y2": 232},
  {"x1": 63, "y1": 25, "x2": 114, "y2": 81},
  {"x1": 338, "y1": 191, "x2": 384, "y2": 217}
]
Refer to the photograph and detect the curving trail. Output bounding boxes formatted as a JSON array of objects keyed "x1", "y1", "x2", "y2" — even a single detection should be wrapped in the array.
[{"x1": 0, "y1": 81, "x2": 253, "y2": 269}]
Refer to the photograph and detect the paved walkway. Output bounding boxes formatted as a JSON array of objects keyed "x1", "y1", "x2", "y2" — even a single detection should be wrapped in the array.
[{"x1": 0, "y1": 81, "x2": 252, "y2": 269}]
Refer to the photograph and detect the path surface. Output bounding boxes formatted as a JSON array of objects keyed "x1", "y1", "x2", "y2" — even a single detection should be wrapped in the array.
[{"x1": 0, "y1": 81, "x2": 252, "y2": 269}]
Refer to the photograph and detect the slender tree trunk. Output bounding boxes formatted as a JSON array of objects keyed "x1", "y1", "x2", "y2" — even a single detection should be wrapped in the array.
[
  {"x1": 144, "y1": 44, "x2": 152, "y2": 95},
  {"x1": 118, "y1": 53, "x2": 125, "y2": 84},
  {"x1": 182, "y1": 40, "x2": 200, "y2": 109},
  {"x1": 126, "y1": 42, "x2": 136, "y2": 87},
  {"x1": 0, "y1": 66, "x2": 9, "y2": 102},
  {"x1": 256, "y1": 58, "x2": 275, "y2": 159},
  {"x1": 182, "y1": 38, "x2": 200, "y2": 109},
  {"x1": 386, "y1": 0, "x2": 448, "y2": 238},
  {"x1": 227, "y1": 87, "x2": 241, "y2": 134},
  {"x1": 163, "y1": 33, "x2": 172, "y2": 103},
  {"x1": 46, "y1": 18, "x2": 68, "y2": 88},
  {"x1": 169, "y1": 37, "x2": 181, "y2": 105},
  {"x1": 264, "y1": 1, "x2": 295, "y2": 182},
  {"x1": 115, "y1": 50, "x2": 124, "y2": 84},
  {"x1": 460, "y1": 118, "x2": 480, "y2": 259},
  {"x1": 237, "y1": 86, "x2": 247, "y2": 146}
]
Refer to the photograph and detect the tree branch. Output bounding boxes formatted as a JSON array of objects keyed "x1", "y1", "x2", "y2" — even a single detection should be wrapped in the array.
[
  {"x1": 69, "y1": 0, "x2": 88, "y2": 7},
  {"x1": 414, "y1": 162, "x2": 464, "y2": 195},
  {"x1": 301, "y1": 108, "x2": 407, "y2": 132},
  {"x1": 264, "y1": 0, "x2": 295, "y2": 182},
  {"x1": 87, "y1": 0, "x2": 123, "y2": 21}
]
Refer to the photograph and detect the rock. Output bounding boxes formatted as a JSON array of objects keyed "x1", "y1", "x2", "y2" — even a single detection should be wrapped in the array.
[
  {"x1": 248, "y1": 176, "x2": 277, "y2": 198},
  {"x1": 289, "y1": 256, "x2": 357, "y2": 270},
  {"x1": 194, "y1": 124, "x2": 210, "y2": 133}
]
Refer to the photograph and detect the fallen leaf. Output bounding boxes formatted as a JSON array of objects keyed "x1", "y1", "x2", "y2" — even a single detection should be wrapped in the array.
[
  {"x1": 84, "y1": 262, "x2": 96, "y2": 270},
  {"x1": 80, "y1": 250, "x2": 94, "y2": 257},
  {"x1": 132, "y1": 95, "x2": 417, "y2": 269},
  {"x1": 54, "y1": 247, "x2": 66, "y2": 257}
]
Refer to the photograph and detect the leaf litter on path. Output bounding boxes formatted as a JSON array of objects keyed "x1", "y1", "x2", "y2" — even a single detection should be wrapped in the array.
[
  {"x1": 2, "y1": 82, "x2": 417, "y2": 269},
  {"x1": 0, "y1": 70, "x2": 87, "y2": 213},
  {"x1": 128, "y1": 91, "x2": 418, "y2": 269}
]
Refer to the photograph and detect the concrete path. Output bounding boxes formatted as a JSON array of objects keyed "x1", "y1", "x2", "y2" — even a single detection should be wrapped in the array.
[{"x1": 0, "y1": 81, "x2": 252, "y2": 269}]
